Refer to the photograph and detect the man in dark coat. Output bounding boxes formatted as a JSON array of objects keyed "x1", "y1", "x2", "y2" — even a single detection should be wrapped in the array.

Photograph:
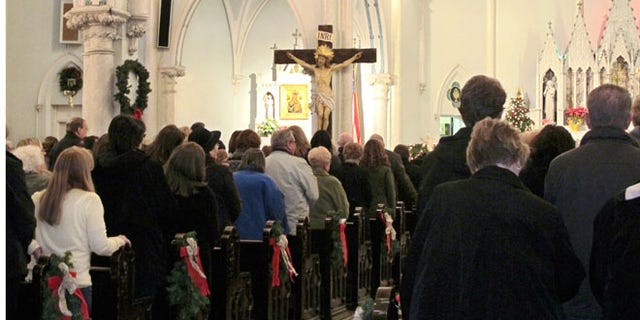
[
  {"x1": 590, "y1": 181, "x2": 640, "y2": 320},
  {"x1": 545, "y1": 84, "x2": 640, "y2": 320},
  {"x1": 402, "y1": 75, "x2": 506, "y2": 317},
  {"x1": 92, "y1": 115, "x2": 177, "y2": 318},
  {"x1": 410, "y1": 118, "x2": 584, "y2": 320},
  {"x1": 6, "y1": 150, "x2": 36, "y2": 319},
  {"x1": 47, "y1": 117, "x2": 87, "y2": 170}
]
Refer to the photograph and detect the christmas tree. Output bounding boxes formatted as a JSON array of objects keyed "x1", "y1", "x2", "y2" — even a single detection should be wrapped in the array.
[{"x1": 505, "y1": 89, "x2": 535, "y2": 132}]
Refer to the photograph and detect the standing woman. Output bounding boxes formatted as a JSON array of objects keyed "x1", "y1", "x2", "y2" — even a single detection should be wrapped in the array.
[
  {"x1": 31, "y1": 146, "x2": 130, "y2": 315},
  {"x1": 144, "y1": 124, "x2": 186, "y2": 166},
  {"x1": 92, "y1": 115, "x2": 176, "y2": 317},
  {"x1": 164, "y1": 142, "x2": 220, "y2": 280},
  {"x1": 360, "y1": 139, "x2": 396, "y2": 218},
  {"x1": 233, "y1": 148, "x2": 288, "y2": 240}
]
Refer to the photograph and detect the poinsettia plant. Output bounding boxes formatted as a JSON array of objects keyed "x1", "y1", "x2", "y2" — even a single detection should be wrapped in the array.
[{"x1": 565, "y1": 107, "x2": 587, "y2": 124}]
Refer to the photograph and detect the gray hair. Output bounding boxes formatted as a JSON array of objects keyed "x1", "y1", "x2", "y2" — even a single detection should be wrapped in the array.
[
  {"x1": 308, "y1": 146, "x2": 331, "y2": 169},
  {"x1": 12, "y1": 145, "x2": 46, "y2": 173},
  {"x1": 271, "y1": 129, "x2": 294, "y2": 149}
]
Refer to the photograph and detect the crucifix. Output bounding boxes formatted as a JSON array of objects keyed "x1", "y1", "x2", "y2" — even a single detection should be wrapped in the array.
[{"x1": 274, "y1": 25, "x2": 376, "y2": 132}]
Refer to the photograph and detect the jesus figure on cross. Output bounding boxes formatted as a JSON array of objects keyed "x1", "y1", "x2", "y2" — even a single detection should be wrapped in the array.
[{"x1": 286, "y1": 45, "x2": 362, "y2": 131}]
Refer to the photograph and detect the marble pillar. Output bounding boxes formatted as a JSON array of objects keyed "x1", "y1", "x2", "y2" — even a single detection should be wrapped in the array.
[
  {"x1": 159, "y1": 66, "x2": 186, "y2": 126},
  {"x1": 65, "y1": 5, "x2": 130, "y2": 135},
  {"x1": 368, "y1": 73, "x2": 392, "y2": 140}
]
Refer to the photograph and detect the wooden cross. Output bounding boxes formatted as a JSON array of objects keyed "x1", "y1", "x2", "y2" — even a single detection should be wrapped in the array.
[
  {"x1": 273, "y1": 25, "x2": 376, "y2": 132},
  {"x1": 274, "y1": 25, "x2": 376, "y2": 67}
]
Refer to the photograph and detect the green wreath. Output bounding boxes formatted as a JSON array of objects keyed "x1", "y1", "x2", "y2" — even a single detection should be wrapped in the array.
[
  {"x1": 114, "y1": 59, "x2": 151, "y2": 115},
  {"x1": 59, "y1": 66, "x2": 83, "y2": 92},
  {"x1": 42, "y1": 252, "x2": 88, "y2": 320},
  {"x1": 167, "y1": 232, "x2": 210, "y2": 320}
]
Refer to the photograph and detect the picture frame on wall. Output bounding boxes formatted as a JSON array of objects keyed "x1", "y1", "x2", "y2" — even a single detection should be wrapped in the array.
[
  {"x1": 60, "y1": 1, "x2": 81, "y2": 44},
  {"x1": 280, "y1": 84, "x2": 309, "y2": 120}
]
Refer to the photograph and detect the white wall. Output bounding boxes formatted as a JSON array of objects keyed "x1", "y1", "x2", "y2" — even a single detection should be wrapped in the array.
[{"x1": 6, "y1": 0, "x2": 640, "y2": 146}]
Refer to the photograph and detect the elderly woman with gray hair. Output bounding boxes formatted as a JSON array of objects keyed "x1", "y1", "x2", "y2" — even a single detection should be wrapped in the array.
[
  {"x1": 409, "y1": 118, "x2": 584, "y2": 319},
  {"x1": 12, "y1": 144, "x2": 51, "y2": 195},
  {"x1": 307, "y1": 146, "x2": 349, "y2": 230}
]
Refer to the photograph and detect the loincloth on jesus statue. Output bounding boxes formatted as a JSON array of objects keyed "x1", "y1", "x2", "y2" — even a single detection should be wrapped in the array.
[{"x1": 310, "y1": 92, "x2": 334, "y2": 114}]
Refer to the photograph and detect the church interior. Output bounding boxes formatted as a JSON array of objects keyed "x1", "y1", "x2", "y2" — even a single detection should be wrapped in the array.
[
  {"x1": 6, "y1": 0, "x2": 639, "y2": 146},
  {"x1": 6, "y1": 1, "x2": 640, "y2": 319}
]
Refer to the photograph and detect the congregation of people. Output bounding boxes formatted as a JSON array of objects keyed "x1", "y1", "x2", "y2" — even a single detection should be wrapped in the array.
[{"x1": 6, "y1": 75, "x2": 640, "y2": 319}]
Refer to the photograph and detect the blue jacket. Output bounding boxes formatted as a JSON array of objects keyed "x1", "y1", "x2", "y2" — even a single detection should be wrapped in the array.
[{"x1": 233, "y1": 169, "x2": 288, "y2": 240}]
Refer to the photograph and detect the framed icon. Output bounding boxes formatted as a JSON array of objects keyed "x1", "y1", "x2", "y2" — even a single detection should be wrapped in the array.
[
  {"x1": 60, "y1": 1, "x2": 81, "y2": 44},
  {"x1": 280, "y1": 84, "x2": 309, "y2": 120}
]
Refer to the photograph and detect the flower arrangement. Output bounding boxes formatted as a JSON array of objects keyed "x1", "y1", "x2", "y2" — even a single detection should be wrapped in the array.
[
  {"x1": 565, "y1": 107, "x2": 587, "y2": 125},
  {"x1": 505, "y1": 92, "x2": 534, "y2": 132},
  {"x1": 257, "y1": 118, "x2": 279, "y2": 137}
]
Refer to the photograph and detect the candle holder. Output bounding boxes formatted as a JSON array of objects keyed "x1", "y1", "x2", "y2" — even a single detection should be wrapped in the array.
[{"x1": 63, "y1": 90, "x2": 77, "y2": 108}]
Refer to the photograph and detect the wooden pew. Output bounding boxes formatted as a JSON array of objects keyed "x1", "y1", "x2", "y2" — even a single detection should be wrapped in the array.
[
  {"x1": 238, "y1": 221, "x2": 290, "y2": 320},
  {"x1": 210, "y1": 226, "x2": 253, "y2": 320},
  {"x1": 288, "y1": 217, "x2": 321, "y2": 319},
  {"x1": 370, "y1": 204, "x2": 397, "y2": 296},
  {"x1": 372, "y1": 286, "x2": 401, "y2": 320},
  {"x1": 323, "y1": 216, "x2": 350, "y2": 320},
  {"x1": 90, "y1": 246, "x2": 152, "y2": 320},
  {"x1": 346, "y1": 207, "x2": 372, "y2": 309}
]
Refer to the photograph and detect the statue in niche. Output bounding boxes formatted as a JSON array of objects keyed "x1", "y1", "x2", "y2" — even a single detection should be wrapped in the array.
[
  {"x1": 611, "y1": 56, "x2": 629, "y2": 90},
  {"x1": 263, "y1": 91, "x2": 275, "y2": 119},
  {"x1": 543, "y1": 71, "x2": 557, "y2": 122}
]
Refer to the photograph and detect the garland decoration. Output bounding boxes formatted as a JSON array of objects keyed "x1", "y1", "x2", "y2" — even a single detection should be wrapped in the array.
[
  {"x1": 58, "y1": 66, "x2": 83, "y2": 92},
  {"x1": 42, "y1": 252, "x2": 90, "y2": 320},
  {"x1": 167, "y1": 232, "x2": 210, "y2": 320},
  {"x1": 269, "y1": 221, "x2": 297, "y2": 287},
  {"x1": 114, "y1": 59, "x2": 151, "y2": 118},
  {"x1": 380, "y1": 209, "x2": 399, "y2": 256},
  {"x1": 327, "y1": 210, "x2": 348, "y2": 270}
]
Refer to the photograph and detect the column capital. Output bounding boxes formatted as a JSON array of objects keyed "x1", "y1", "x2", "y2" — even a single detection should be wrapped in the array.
[
  {"x1": 65, "y1": 6, "x2": 130, "y2": 41},
  {"x1": 160, "y1": 66, "x2": 186, "y2": 79},
  {"x1": 368, "y1": 73, "x2": 393, "y2": 87}
]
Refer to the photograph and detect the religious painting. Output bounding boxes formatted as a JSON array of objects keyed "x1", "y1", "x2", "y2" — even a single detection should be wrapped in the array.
[
  {"x1": 60, "y1": 1, "x2": 81, "y2": 44},
  {"x1": 280, "y1": 84, "x2": 309, "y2": 120},
  {"x1": 446, "y1": 82, "x2": 461, "y2": 109}
]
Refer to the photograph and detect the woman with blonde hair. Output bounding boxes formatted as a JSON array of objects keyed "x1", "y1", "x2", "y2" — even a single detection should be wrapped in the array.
[{"x1": 31, "y1": 146, "x2": 130, "y2": 315}]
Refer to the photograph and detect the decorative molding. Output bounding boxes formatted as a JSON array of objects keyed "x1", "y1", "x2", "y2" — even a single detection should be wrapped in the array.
[
  {"x1": 160, "y1": 65, "x2": 186, "y2": 79},
  {"x1": 64, "y1": 6, "x2": 130, "y2": 31},
  {"x1": 126, "y1": 20, "x2": 147, "y2": 55}
]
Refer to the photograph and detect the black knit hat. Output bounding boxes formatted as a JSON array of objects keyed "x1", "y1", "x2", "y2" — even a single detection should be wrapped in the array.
[{"x1": 188, "y1": 127, "x2": 221, "y2": 153}]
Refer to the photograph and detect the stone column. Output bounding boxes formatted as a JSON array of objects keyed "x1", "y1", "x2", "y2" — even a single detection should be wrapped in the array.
[
  {"x1": 65, "y1": 5, "x2": 130, "y2": 135},
  {"x1": 159, "y1": 66, "x2": 186, "y2": 126},
  {"x1": 368, "y1": 73, "x2": 392, "y2": 140},
  {"x1": 126, "y1": 0, "x2": 149, "y2": 57}
]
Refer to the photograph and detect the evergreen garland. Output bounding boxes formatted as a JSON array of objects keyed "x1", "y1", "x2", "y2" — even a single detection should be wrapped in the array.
[
  {"x1": 505, "y1": 92, "x2": 535, "y2": 132},
  {"x1": 42, "y1": 252, "x2": 88, "y2": 320},
  {"x1": 270, "y1": 221, "x2": 291, "y2": 286},
  {"x1": 167, "y1": 232, "x2": 210, "y2": 320},
  {"x1": 326, "y1": 210, "x2": 347, "y2": 270},
  {"x1": 114, "y1": 59, "x2": 151, "y2": 115}
]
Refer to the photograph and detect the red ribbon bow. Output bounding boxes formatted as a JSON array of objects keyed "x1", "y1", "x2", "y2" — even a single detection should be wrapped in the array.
[
  {"x1": 381, "y1": 212, "x2": 391, "y2": 254},
  {"x1": 47, "y1": 273, "x2": 90, "y2": 320},
  {"x1": 339, "y1": 223, "x2": 348, "y2": 267},
  {"x1": 270, "y1": 238, "x2": 281, "y2": 287},
  {"x1": 179, "y1": 246, "x2": 211, "y2": 296}
]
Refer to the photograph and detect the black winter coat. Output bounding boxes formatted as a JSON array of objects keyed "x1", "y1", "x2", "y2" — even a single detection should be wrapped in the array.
[{"x1": 409, "y1": 166, "x2": 584, "y2": 320}]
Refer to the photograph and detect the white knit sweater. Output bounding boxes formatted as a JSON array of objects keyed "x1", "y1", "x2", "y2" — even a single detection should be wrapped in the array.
[{"x1": 32, "y1": 189, "x2": 126, "y2": 287}]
